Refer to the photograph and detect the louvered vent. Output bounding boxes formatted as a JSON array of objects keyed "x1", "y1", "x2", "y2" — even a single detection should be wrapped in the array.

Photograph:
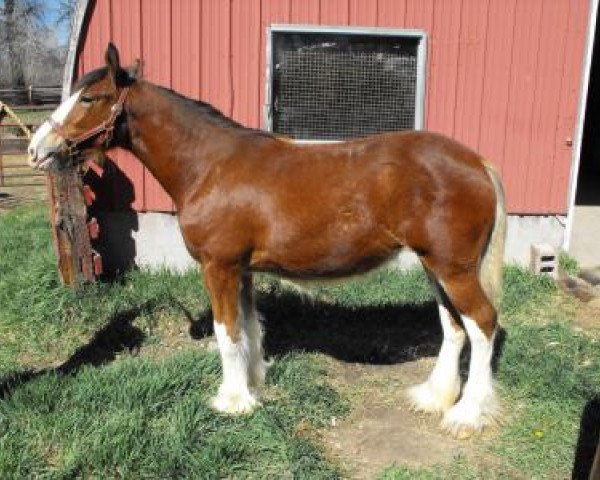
[{"x1": 268, "y1": 28, "x2": 426, "y2": 141}]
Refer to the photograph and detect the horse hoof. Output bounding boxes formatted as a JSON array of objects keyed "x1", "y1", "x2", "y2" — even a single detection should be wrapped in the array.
[
  {"x1": 406, "y1": 382, "x2": 457, "y2": 414},
  {"x1": 449, "y1": 424, "x2": 477, "y2": 440},
  {"x1": 210, "y1": 391, "x2": 260, "y2": 415},
  {"x1": 440, "y1": 398, "x2": 500, "y2": 438}
]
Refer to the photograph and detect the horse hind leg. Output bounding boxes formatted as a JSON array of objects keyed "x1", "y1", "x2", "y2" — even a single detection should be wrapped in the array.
[
  {"x1": 407, "y1": 272, "x2": 466, "y2": 414},
  {"x1": 437, "y1": 273, "x2": 501, "y2": 439}
]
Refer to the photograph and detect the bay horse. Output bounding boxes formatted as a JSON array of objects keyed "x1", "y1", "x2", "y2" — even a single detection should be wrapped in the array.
[{"x1": 28, "y1": 43, "x2": 506, "y2": 439}]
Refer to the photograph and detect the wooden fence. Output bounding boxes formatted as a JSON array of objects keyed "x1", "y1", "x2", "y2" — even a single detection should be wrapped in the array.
[
  {"x1": 0, "y1": 86, "x2": 62, "y2": 106},
  {"x1": 0, "y1": 100, "x2": 57, "y2": 204}
]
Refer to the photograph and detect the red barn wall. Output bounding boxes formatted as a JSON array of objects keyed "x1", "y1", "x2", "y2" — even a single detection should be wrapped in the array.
[{"x1": 75, "y1": 0, "x2": 591, "y2": 214}]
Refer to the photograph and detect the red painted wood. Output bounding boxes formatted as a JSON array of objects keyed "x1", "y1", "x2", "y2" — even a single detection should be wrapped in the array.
[
  {"x1": 201, "y1": 0, "x2": 232, "y2": 116},
  {"x1": 503, "y1": 0, "x2": 544, "y2": 212},
  {"x1": 349, "y1": 0, "x2": 377, "y2": 26},
  {"x1": 552, "y1": 0, "x2": 589, "y2": 213},
  {"x1": 478, "y1": 0, "x2": 518, "y2": 176},
  {"x1": 453, "y1": 0, "x2": 489, "y2": 151},
  {"x1": 427, "y1": 0, "x2": 461, "y2": 136},
  {"x1": 109, "y1": 0, "x2": 145, "y2": 211},
  {"x1": 141, "y1": 0, "x2": 173, "y2": 211},
  {"x1": 377, "y1": 0, "x2": 407, "y2": 27},
  {"x1": 290, "y1": 0, "x2": 320, "y2": 24},
  {"x1": 526, "y1": 0, "x2": 572, "y2": 213},
  {"x1": 74, "y1": 0, "x2": 592, "y2": 214},
  {"x1": 404, "y1": 0, "x2": 434, "y2": 29},
  {"x1": 231, "y1": 0, "x2": 262, "y2": 128},
  {"x1": 172, "y1": 0, "x2": 201, "y2": 100},
  {"x1": 320, "y1": 0, "x2": 349, "y2": 25}
]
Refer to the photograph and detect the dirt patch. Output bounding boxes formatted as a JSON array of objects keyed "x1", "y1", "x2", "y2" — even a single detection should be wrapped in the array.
[
  {"x1": 556, "y1": 270, "x2": 600, "y2": 336},
  {"x1": 322, "y1": 359, "x2": 495, "y2": 479},
  {"x1": 573, "y1": 300, "x2": 600, "y2": 335}
]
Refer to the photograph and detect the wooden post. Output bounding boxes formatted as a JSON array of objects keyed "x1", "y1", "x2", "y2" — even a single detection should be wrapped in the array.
[
  {"x1": 0, "y1": 105, "x2": 4, "y2": 188},
  {"x1": 46, "y1": 168, "x2": 96, "y2": 286}
]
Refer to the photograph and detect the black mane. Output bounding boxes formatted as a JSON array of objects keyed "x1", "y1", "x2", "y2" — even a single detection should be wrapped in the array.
[{"x1": 154, "y1": 85, "x2": 273, "y2": 139}]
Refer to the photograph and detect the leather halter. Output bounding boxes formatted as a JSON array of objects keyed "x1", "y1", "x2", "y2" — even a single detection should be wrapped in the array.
[{"x1": 49, "y1": 87, "x2": 130, "y2": 157}]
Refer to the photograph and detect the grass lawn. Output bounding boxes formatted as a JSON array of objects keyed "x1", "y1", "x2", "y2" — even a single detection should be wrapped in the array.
[
  {"x1": 0, "y1": 108, "x2": 52, "y2": 131},
  {"x1": 1, "y1": 204, "x2": 599, "y2": 478}
]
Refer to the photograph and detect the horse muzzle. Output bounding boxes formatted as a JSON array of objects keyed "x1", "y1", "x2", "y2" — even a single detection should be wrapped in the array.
[{"x1": 28, "y1": 126, "x2": 67, "y2": 171}]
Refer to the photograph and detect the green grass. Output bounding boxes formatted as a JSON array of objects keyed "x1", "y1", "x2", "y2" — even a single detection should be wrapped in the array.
[
  {"x1": 0, "y1": 351, "x2": 347, "y2": 478},
  {"x1": 0, "y1": 108, "x2": 52, "y2": 136},
  {"x1": 1, "y1": 204, "x2": 599, "y2": 478},
  {"x1": 0, "y1": 205, "x2": 348, "y2": 477},
  {"x1": 0, "y1": 204, "x2": 210, "y2": 377},
  {"x1": 559, "y1": 251, "x2": 580, "y2": 276}
]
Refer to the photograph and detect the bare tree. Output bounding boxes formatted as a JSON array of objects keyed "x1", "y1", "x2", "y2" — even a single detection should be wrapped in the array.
[
  {"x1": 0, "y1": 0, "x2": 69, "y2": 87},
  {"x1": 55, "y1": 0, "x2": 76, "y2": 26}
]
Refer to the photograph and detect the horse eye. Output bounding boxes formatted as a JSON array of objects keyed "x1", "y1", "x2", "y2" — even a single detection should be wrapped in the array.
[{"x1": 80, "y1": 96, "x2": 94, "y2": 105}]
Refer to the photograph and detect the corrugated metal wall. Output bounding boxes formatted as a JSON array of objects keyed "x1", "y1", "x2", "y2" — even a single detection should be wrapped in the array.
[{"x1": 76, "y1": 0, "x2": 590, "y2": 214}]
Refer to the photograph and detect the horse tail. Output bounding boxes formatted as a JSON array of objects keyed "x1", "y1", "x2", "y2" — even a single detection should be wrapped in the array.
[{"x1": 480, "y1": 163, "x2": 507, "y2": 310}]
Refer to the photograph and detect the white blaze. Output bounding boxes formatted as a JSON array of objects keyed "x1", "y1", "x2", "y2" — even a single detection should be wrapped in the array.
[{"x1": 28, "y1": 89, "x2": 82, "y2": 163}]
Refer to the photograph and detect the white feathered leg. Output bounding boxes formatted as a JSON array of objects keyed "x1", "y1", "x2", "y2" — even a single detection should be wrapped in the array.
[
  {"x1": 441, "y1": 315, "x2": 500, "y2": 438},
  {"x1": 246, "y1": 309, "x2": 270, "y2": 388},
  {"x1": 407, "y1": 303, "x2": 466, "y2": 413},
  {"x1": 210, "y1": 274, "x2": 269, "y2": 414},
  {"x1": 210, "y1": 320, "x2": 259, "y2": 414}
]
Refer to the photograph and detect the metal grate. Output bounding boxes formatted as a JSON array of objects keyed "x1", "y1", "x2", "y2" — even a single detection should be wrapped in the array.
[{"x1": 270, "y1": 30, "x2": 422, "y2": 141}]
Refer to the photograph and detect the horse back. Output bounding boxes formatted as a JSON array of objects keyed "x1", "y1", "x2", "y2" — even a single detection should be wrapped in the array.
[{"x1": 179, "y1": 130, "x2": 497, "y2": 277}]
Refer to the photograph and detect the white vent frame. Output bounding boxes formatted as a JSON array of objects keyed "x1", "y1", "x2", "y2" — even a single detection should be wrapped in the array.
[{"x1": 265, "y1": 24, "x2": 427, "y2": 142}]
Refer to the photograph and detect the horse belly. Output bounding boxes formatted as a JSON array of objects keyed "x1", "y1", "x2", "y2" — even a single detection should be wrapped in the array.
[{"x1": 250, "y1": 223, "x2": 399, "y2": 279}]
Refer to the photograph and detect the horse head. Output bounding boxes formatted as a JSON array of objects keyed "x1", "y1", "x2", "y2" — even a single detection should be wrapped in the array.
[{"x1": 28, "y1": 43, "x2": 138, "y2": 172}]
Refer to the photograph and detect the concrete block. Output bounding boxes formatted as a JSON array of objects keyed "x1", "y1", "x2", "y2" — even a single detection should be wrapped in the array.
[{"x1": 530, "y1": 243, "x2": 558, "y2": 278}]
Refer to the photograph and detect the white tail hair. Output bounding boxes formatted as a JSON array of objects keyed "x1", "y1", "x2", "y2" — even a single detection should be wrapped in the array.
[{"x1": 480, "y1": 165, "x2": 507, "y2": 309}]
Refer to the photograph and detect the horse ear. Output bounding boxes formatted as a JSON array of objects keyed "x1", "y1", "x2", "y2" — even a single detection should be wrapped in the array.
[
  {"x1": 105, "y1": 42, "x2": 121, "y2": 85},
  {"x1": 127, "y1": 59, "x2": 143, "y2": 81}
]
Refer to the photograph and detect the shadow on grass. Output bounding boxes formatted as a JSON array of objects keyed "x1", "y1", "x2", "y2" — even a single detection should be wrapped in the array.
[
  {"x1": 258, "y1": 291, "x2": 442, "y2": 364},
  {"x1": 0, "y1": 288, "x2": 508, "y2": 400},
  {"x1": 180, "y1": 290, "x2": 446, "y2": 365},
  {"x1": 572, "y1": 395, "x2": 600, "y2": 480},
  {"x1": 0, "y1": 305, "x2": 147, "y2": 400}
]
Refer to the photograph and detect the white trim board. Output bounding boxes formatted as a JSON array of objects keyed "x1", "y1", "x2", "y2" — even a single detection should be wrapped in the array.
[{"x1": 564, "y1": 0, "x2": 600, "y2": 250}]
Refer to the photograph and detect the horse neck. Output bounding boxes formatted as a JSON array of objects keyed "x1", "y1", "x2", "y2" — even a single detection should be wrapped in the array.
[{"x1": 123, "y1": 81, "x2": 245, "y2": 207}]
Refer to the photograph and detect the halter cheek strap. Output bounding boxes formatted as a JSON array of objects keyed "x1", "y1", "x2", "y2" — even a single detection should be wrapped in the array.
[{"x1": 50, "y1": 87, "x2": 130, "y2": 157}]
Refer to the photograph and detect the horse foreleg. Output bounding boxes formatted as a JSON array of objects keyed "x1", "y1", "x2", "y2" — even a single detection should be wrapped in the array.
[
  {"x1": 203, "y1": 263, "x2": 260, "y2": 415},
  {"x1": 239, "y1": 274, "x2": 270, "y2": 389}
]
